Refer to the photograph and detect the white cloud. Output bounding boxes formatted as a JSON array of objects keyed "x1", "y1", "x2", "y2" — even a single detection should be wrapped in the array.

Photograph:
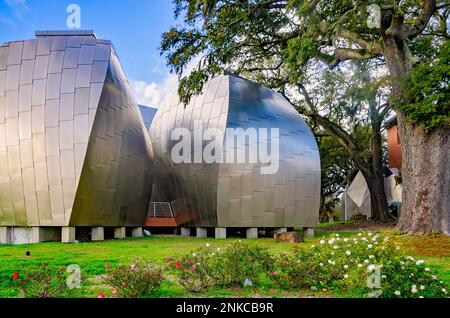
[
  {"x1": 130, "y1": 56, "x2": 202, "y2": 108},
  {"x1": 130, "y1": 74, "x2": 178, "y2": 108}
]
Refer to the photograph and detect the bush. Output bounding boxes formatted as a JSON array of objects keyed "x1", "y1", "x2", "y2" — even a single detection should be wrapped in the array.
[
  {"x1": 169, "y1": 241, "x2": 274, "y2": 291},
  {"x1": 274, "y1": 232, "x2": 449, "y2": 298},
  {"x1": 104, "y1": 259, "x2": 163, "y2": 298},
  {"x1": 12, "y1": 263, "x2": 72, "y2": 298}
]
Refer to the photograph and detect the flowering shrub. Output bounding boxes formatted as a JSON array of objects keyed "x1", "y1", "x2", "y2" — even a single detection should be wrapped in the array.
[
  {"x1": 169, "y1": 241, "x2": 274, "y2": 291},
  {"x1": 274, "y1": 232, "x2": 449, "y2": 298},
  {"x1": 104, "y1": 259, "x2": 162, "y2": 298},
  {"x1": 12, "y1": 263, "x2": 71, "y2": 298}
]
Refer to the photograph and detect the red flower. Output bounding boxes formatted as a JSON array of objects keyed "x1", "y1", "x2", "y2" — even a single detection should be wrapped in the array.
[
  {"x1": 12, "y1": 272, "x2": 19, "y2": 280},
  {"x1": 167, "y1": 256, "x2": 172, "y2": 262},
  {"x1": 191, "y1": 264, "x2": 197, "y2": 271},
  {"x1": 175, "y1": 261, "x2": 181, "y2": 268},
  {"x1": 272, "y1": 271, "x2": 279, "y2": 276},
  {"x1": 121, "y1": 281, "x2": 127, "y2": 287},
  {"x1": 97, "y1": 293, "x2": 105, "y2": 299}
]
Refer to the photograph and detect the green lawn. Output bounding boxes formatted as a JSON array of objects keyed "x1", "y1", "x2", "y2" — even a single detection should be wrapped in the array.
[{"x1": 0, "y1": 226, "x2": 449, "y2": 298}]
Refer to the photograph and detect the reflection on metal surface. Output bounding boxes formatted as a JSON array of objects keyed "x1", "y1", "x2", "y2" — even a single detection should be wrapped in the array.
[
  {"x1": 0, "y1": 31, "x2": 153, "y2": 227},
  {"x1": 150, "y1": 75, "x2": 320, "y2": 228}
]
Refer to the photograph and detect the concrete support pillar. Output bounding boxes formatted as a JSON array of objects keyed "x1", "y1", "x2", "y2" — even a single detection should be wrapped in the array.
[
  {"x1": 31, "y1": 227, "x2": 41, "y2": 243},
  {"x1": 276, "y1": 228, "x2": 288, "y2": 233},
  {"x1": 181, "y1": 227, "x2": 190, "y2": 237},
  {"x1": 304, "y1": 228, "x2": 315, "y2": 238},
  {"x1": 246, "y1": 228, "x2": 258, "y2": 239},
  {"x1": 215, "y1": 228, "x2": 227, "y2": 239},
  {"x1": 91, "y1": 227, "x2": 104, "y2": 241},
  {"x1": 0, "y1": 227, "x2": 11, "y2": 244},
  {"x1": 61, "y1": 227, "x2": 76, "y2": 243},
  {"x1": 114, "y1": 227, "x2": 126, "y2": 239},
  {"x1": 131, "y1": 227, "x2": 143, "y2": 238},
  {"x1": 196, "y1": 227, "x2": 207, "y2": 238}
]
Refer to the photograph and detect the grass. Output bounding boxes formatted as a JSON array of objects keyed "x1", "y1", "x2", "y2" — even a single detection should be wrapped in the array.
[{"x1": 0, "y1": 223, "x2": 449, "y2": 298}]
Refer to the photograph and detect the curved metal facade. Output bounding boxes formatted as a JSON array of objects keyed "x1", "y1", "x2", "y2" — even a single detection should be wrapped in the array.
[
  {"x1": 150, "y1": 75, "x2": 320, "y2": 228},
  {"x1": 0, "y1": 32, "x2": 152, "y2": 227}
]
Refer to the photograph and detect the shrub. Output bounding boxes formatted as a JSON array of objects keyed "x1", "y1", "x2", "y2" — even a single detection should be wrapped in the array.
[
  {"x1": 275, "y1": 232, "x2": 448, "y2": 298},
  {"x1": 170, "y1": 241, "x2": 274, "y2": 291},
  {"x1": 104, "y1": 259, "x2": 163, "y2": 298},
  {"x1": 12, "y1": 263, "x2": 72, "y2": 298}
]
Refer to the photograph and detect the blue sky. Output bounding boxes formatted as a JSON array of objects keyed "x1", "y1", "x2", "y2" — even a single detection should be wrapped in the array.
[{"x1": 0, "y1": 0, "x2": 181, "y2": 106}]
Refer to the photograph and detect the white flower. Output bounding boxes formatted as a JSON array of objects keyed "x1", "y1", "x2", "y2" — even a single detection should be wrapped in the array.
[
  {"x1": 336, "y1": 234, "x2": 340, "y2": 237},
  {"x1": 420, "y1": 285, "x2": 425, "y2": 290},
  {"x1": 206, "y1": 243, "x2": 211, "y2": 247},
  {"x1": 311, "y1": 245, "x2": 315, "y2": 248},
  {"x1": 358, "y1": 264, "x2": 363, "y2": 268},
  {"x1": 192, "y1": 253, "x2": 197, "y2": 257},
  {"x1": 381, "y1": 246, "x2": 386, "y2": 250},
  {"x1": 400, "y1": 261, "x2": 405, "y2": 265},
  {"x1": 425, "y1": 268, "x2": 430, "y2": 272},
  {"x1": 320, "y1": 240, "x2": 325, "y2": 245},
  {"x1": 358, "y1": 233, "x2": 362, "y2": 236},
  {"x1": 344, "y1": 274, "x2": 349, "y2": 279},
  {"x1": 331, "y1": 252, "x2": 335, "y2": 256},
  {"x1": 322, "y1": 288, "x2": 328, "y2": 292},
  {"x1": 410, "y1": 273, "x2": 414, "y2": 277},
  {"x1": 345, "y1": 250, "x2": 351, "y2": 256},
  {"x1": 344, "y1": 238, "x2": 349, "y2": 242},
  {"x1": 396, "y1": 246, "x2": 400, "y2": 250},
  {"x1": 217, "y1": 248, "x2": 221, "y2": 251},
  {"x1": 319, "y1": 263, "x2": 324, "y2": 267},
  {"x1": 382, "y1": 275, "x2": 386, "y2": 279},
  {"x1": 383, "y1": 237, "x2": 390, "y2": 242},
  {"x1": 419, "y1": 296, "x2": 424, "y2": 298},
  {"x1": 367, "y1": 244, "x2": 373, "y2": 249},
  {"x1": 243, "y1": 279, "x2": 253, "y2": 287},
  {"x1": 369, "y1": 255, "x2": 374, "y2": 259},
  {"x1": 311, "y1": 286, "x2": 317, "y2": 291},
  {"x1": 416, "y1": 260, "x2": 424, "y2": 265},
  {"x1": 333, "y1": 245, "x2": 339, "y2": 249},
  {"x1": 211, "y1": 253, "x2": 215, "y2": 256},
  {"x1": 406, "y1": 256, "x2": 414, "y2": 261},
  {"x1": 368, "y1": 265, "x2": 376, "y2": 272},
  {"x1": 297, "y1": 259, "x2": 301, "y2": 263},
  {"x1": 328, "y1": 239, "x2": 335, "y2": 245},
  {"x1": 364, "y1": 260, "x2": 369, "y2": 264},
  {"x1": 442, "y1": 288, "x2": 447, "y2": 293},
  {"x1": 344, "y1": 265, "x2": 349, "y2": 269},
  {"x1": 432, "y1": 275, "x2": 437, "y2": 280},
  {"x1": 368, "y1": 232, "x2": 372, "y2": 236},
  {"x1": 394, "y1": 291, "x2": 401, "y2": 296},
  {"x1": 411, "y1": 285, "x2": 417, "y2": 293},
  {"x1": 328, "y1": 259, "x2": 335, "y2": 265}
]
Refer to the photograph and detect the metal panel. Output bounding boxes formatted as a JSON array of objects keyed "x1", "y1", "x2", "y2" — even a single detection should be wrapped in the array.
[
  {"x1": 61, "y1": 68, "x2": 76, "y2": 94},
  {"x1": 7, "y1": 42, "x2": 23, "y2": 65},
  {"x1": 19, "y1": 60, "x2": 34, "y2": 85},
  {"x1": 33, "y1": 55, "x2": 49, "y2": 80},
  {"x1": 46, "y1": 73, "x2": 61, "y2": 100},
  {"x1": 5, "y1": 90, "x2": 18, "y2": 118},
  {"x1": 60, "y1": 93, "x2": 74, "y2": 121},
  {"x1": 22, "y1": 40, "x2": 37, "y2": 60},
  {"x1": 78, "y1": 45, "x2": 95, "y2": 65},
  {"x1": 6, "y1": 65, "x2": 20, "y2": 91},
  {"x1": 63, "y1": 48, "x2": 80, "y2": 69},
  {"x1": 75, "y1": 64, "x2": 92, "y2": 88},
  {"x1": 48, "y1": 51, "x2": 64, "y2": 74},
  {"x1": 18, "y1": 84, "x2": 32, "y2": 112},
  {"x1": 32, "y1": 79, "x2": 46, "y2": 106}
]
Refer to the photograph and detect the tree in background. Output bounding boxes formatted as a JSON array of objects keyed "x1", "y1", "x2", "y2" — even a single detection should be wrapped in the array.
[{"x1": 160, "y1": 0, "x2": 449, "y2": 234}]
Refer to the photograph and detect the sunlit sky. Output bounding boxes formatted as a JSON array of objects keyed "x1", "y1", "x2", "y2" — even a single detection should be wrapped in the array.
[{"x1": 0, "y1": 0, "x2": 180, "y2": 107}]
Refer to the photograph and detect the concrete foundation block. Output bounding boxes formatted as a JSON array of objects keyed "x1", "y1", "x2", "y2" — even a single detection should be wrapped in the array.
[
  {"x1": 181, "y1": 227, "x2": 190, "y2": 237},
  {"x1": 114, "y1": 227, "x2": 126, "y2": 239},
  {"x1": 91, "y1": 227, "x2": 104, "y2": 241},
  {"x1": 131, "y1": 227, "x2": 143, "y2": 238},
  {"x1": 304, "y1": 228, "x2": 315, "y2": 238},
  {"x1": 246, "y1": 228, "x2": 258, "y2": 239},
  {"x1": 61, "y1": 227, "x2": 76, "y2": 243},
  {"x1": 215, "y1": 228, "x2": 227, "y2": 239},
  {"x1": 275, "y1": 228, "x2": 288, "y2": 233},
  {"x1": 0, "y1": 227, "x2": 11, "y2": 244},
  {"x1": 196, "y1": 227, "x2": 207, "y2": 238}
]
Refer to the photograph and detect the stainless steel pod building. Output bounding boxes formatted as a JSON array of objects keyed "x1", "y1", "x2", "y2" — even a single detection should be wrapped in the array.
[
  {"x1": 149, "y1": 75, "x2": 320, "y2": 229},
  {"x1": 0, "y1": 31, "x2": 153, "y2": 231}
]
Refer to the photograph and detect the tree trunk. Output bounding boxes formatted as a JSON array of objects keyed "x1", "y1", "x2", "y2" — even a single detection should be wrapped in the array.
[
  {"x1": 396, "y1": 114, "x2": 450, "y2": 234},
  {"x1": 360, "y1": 167, "x2": 389, "y2": 221},
  {"x1": 381, "y1": 7, "x2": 450, "y2": 234}
]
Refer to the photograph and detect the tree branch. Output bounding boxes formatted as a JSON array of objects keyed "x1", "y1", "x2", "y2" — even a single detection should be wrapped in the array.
[{"x1": 405, "y1": 0, "x2": 437, "y2": 39}]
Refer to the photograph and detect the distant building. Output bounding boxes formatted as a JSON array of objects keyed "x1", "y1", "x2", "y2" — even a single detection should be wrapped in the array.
[{"x1": 385, "y1": 116, "x2": 402, "y2": 171}]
